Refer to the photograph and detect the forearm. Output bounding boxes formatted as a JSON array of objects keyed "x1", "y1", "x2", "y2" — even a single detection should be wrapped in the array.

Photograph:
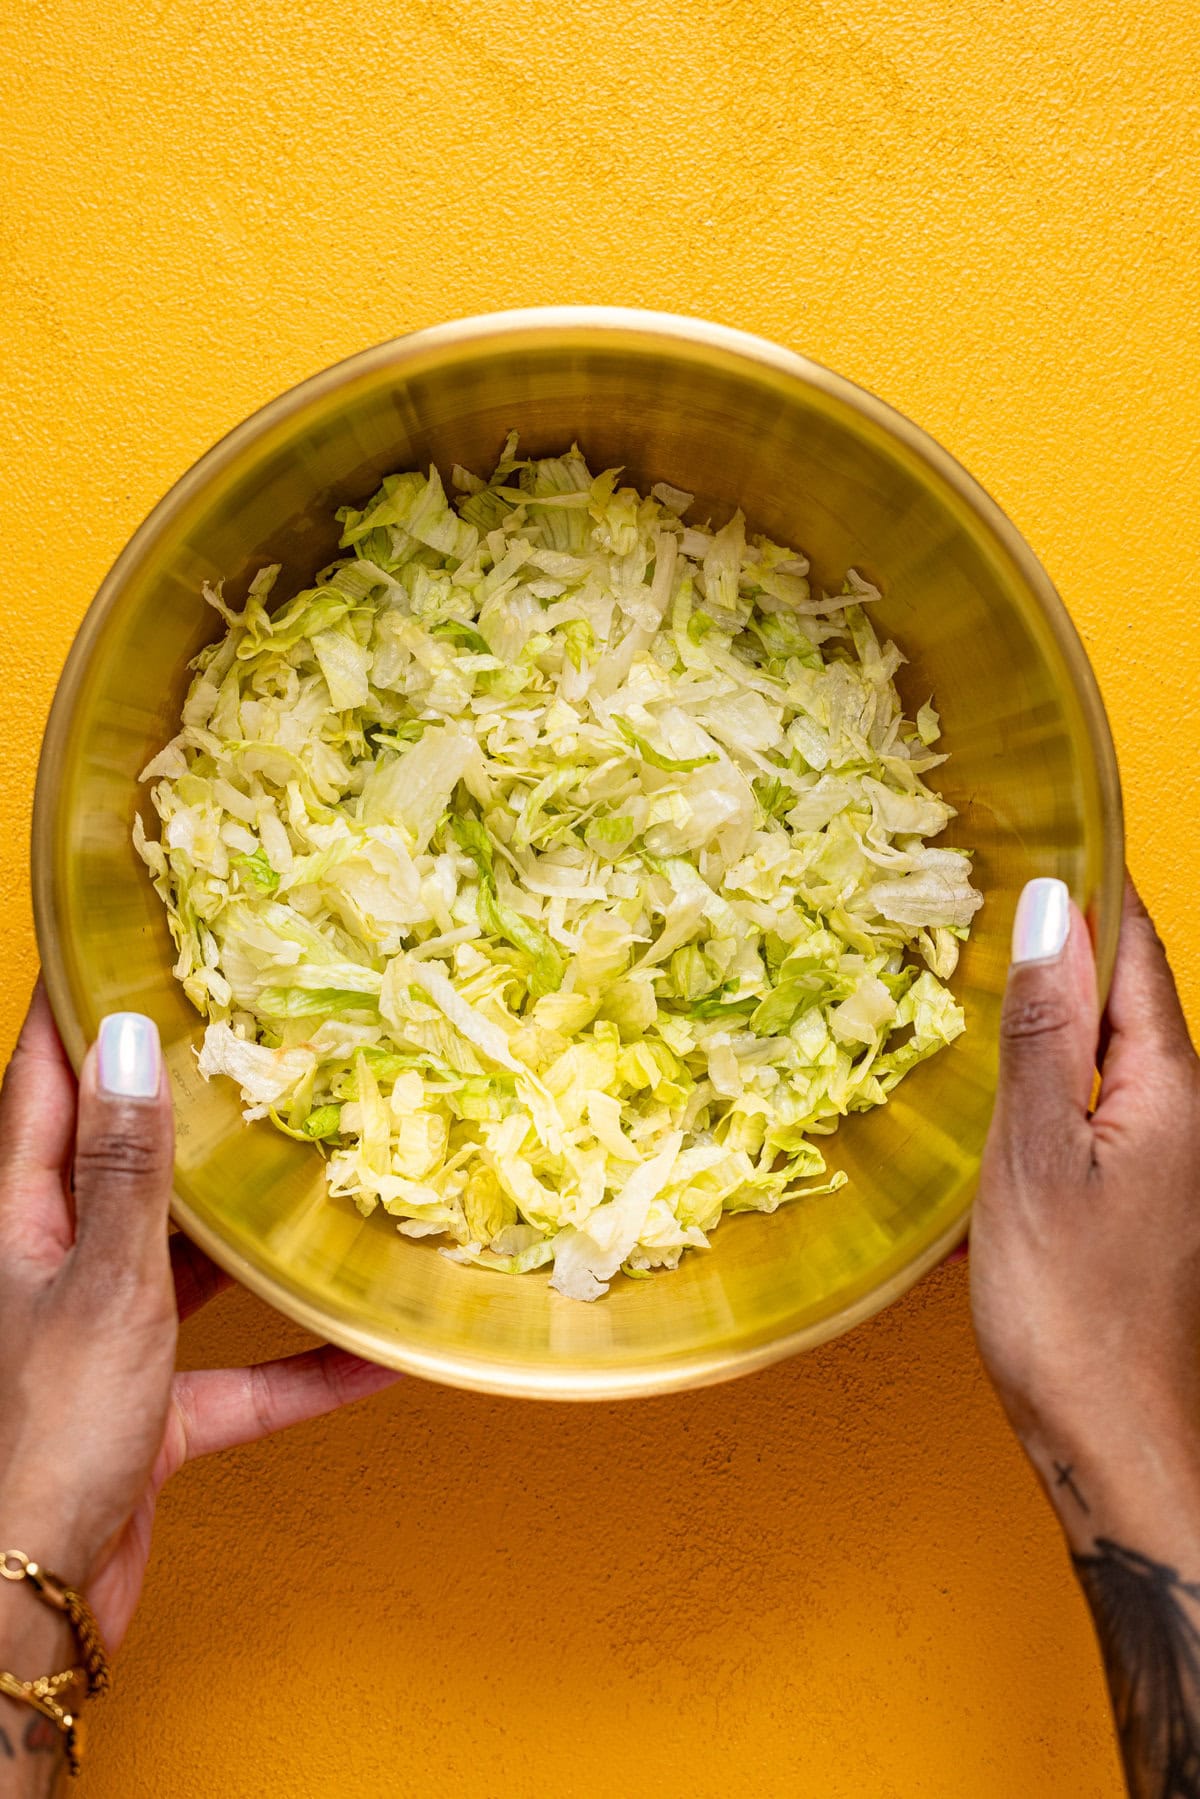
[
  {"x1": 0, "y1": 1594, "x2": 73, "y2": 1798},
  {"x1": 0, "y1": 1703, "x2": 65, "y2": 1797},
  {"x1": 1027, "y1": 1409, "x2": 1200, "y2": 1798}
]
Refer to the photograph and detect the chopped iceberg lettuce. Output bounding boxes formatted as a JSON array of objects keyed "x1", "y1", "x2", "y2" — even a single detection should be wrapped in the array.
[{"x1": 137, "y1": 438, "x2": 982, "y2": 1300}]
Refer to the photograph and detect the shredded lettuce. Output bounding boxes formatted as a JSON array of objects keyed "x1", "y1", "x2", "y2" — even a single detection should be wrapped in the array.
[{"x1": 137, "y1": 436, "x2": 982, "y2": 1300}]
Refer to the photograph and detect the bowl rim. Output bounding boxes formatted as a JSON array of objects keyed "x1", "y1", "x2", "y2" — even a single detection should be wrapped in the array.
[{"x1": 31, "y1": 305, "x2": 1125, "y2": 1398}]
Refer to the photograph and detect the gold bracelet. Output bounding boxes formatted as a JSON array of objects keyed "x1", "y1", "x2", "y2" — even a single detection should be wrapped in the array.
[
  {"x1": 0, "y1": 1551, "x2": 110, "y2": 1696},
  {"x1": 0, "y1": 1668, "x2": 87, "y2": 1776},
  {"x1": 0, "y1": 1549, "x2": 110, "y2": 1779}
]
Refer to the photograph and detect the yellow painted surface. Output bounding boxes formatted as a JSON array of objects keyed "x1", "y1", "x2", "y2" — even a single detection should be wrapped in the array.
[{"x1": 2, "y1": 0, "x2": 1198, "y2": 1791}]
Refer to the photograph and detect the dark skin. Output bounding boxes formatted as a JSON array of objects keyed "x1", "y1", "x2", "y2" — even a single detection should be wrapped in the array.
[
  {"x1": 1, "y1": 871, "x2": 1199, "y2": 1794},
  {"x1": 973, "y1": 876, "x2": 1200, "y2": 1796},
  {"x1": 0, "y1": 985, "x2": 400, "y2": 1794}
]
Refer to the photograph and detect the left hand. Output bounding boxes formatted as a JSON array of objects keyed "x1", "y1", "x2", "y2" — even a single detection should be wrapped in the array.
[
  {"x1": 0, "y1": 982, "x2": 401, "y2": 1655},
  {"x1": 970, "y1": 875, "x2": 1200, "y2": 1547}
]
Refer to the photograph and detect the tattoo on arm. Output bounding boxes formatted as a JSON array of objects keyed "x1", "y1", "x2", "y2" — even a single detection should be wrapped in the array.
[
  {"x1": 1073, "y1": 1537, "x2": 1200, "y2": 1797},
  {"x1": 23, "y1": 1716, "x2": 57, "y2": 1755},
  {"x1": 0, "y1": 1711, "x2": 61, "y2": 1764},
  {"x1": 1054, "y1": 1461, "x2": 1091, "y2": 1514}
]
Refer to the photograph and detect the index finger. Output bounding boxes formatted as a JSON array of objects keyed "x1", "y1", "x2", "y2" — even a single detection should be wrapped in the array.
[
  {"x1": 0, "y1": 979, "x2": 78, "y2": 1260},
  {"x1": 172, "y1": 1347, "x2": 402, "y2": 1461},
  {"x1": 1097, "y1": 876, "x2": 1194, "y2": 1113}
]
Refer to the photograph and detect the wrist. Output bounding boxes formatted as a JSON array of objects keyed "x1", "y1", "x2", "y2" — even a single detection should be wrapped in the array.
[
  {"x1": 0, "y1": 1591, "x2": 74, "y2": 1787},
  {"x1": 1018, "y1": 1386, "x2": 1200, "y2": 1558},
  {"x1": 0, "y1": 1592, "x2": 74, "y2": 1678},
  {"x1": 0, "y1": 1559, "x2": 92, "y2": 1791},
  {"x1": 0, "y1": 1492, "x2": 101, "y2": 1595}
]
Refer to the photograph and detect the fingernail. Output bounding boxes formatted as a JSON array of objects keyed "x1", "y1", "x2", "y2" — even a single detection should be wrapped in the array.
[
  {"x1": 96, "y1": 1013, "x2": 162, "y2": 1099},
  {"x1": 1011, "y1": 877, "x2": 1070, "y2": 966}
]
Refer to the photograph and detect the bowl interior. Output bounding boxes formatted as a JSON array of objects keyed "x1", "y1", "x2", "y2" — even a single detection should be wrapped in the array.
[{"x1": 35, "y1": 312, "x2": 1121, "y2": 1396}]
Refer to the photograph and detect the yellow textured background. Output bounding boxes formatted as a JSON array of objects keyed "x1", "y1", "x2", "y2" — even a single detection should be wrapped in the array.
[{"x1": 2, "y1": 0, "x2": 1198, "y2": 1792}]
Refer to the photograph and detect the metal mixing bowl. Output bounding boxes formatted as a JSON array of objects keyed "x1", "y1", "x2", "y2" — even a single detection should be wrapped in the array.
[{"x1": 32, "y1": 308, "x2": 1123, "y2": 1398}]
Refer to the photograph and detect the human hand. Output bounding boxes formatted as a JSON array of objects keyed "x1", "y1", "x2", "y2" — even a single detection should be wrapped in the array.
[
  {"x1": 971, "y1": 873, "x2": 1200, "y2": 1553},
  {"x1": 0, "y1": 983, "x2": 401, "y2": 1672}
]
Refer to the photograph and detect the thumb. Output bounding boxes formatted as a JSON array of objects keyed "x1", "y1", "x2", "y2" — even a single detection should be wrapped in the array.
[
  {"x1": 72, "y1": 1013, "x2": 175, "y2": 1277},
  {"x1": 992, "y1": 879, "x2": 1100, "y2": 1164}
]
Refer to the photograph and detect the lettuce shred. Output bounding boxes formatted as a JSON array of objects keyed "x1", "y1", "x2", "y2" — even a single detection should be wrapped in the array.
[{"x1": 136, "y1": 438, "x2": 982, "y2": 1301}]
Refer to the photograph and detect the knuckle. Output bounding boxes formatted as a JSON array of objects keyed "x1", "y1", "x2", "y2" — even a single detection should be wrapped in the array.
[
  {"x1": 996, "y1": 1116, "x2": 1088, "y2": 1192},
  {"x1": 1129, "y1": 1045, "x2": 1198, "y2": 1117},
  {"x1": 74, "y1": 1128, "x2": 162, "y2": 1186},
  {"x1": 247, "y1": 1363, "x2": 278, "y2": 1440},
  {"x1": 1157, "y1": 1029, "x2": 1199, "y2": 1075},
  {"x1": 326, "y1": 1354, "x2": 358, "y2": 1409},
  {"x1": 1001, "y1": 989, "x2": 1076, "y2": 1045}
]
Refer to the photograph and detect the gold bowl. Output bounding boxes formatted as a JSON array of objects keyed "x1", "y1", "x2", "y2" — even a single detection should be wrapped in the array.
[{"x1": 32, "y1": 308, "x2": 1122, "y2": 1398}]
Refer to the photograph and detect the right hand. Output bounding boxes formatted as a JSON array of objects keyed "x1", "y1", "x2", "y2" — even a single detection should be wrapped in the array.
[
  {"x1": 970, "y1": 874, "x2": 1200, "y2": 1549},
  {"x1": 0, "y1": 985, "x2": 401, "y2": 1659}
]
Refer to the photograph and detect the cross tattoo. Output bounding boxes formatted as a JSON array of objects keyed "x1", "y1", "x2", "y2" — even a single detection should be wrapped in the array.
[{"x1": 1054, "y1": 1462, "x2": 1091, "y2": 1514}]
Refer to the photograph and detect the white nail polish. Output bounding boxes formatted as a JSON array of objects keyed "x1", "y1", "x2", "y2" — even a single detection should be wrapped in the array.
[
  {"x1": 96, "y1": 1013, "x2": 162, "y2": 1099},
  {"x1": 1011, "y1": 877, "x2": 1070, "y2": 966}
]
